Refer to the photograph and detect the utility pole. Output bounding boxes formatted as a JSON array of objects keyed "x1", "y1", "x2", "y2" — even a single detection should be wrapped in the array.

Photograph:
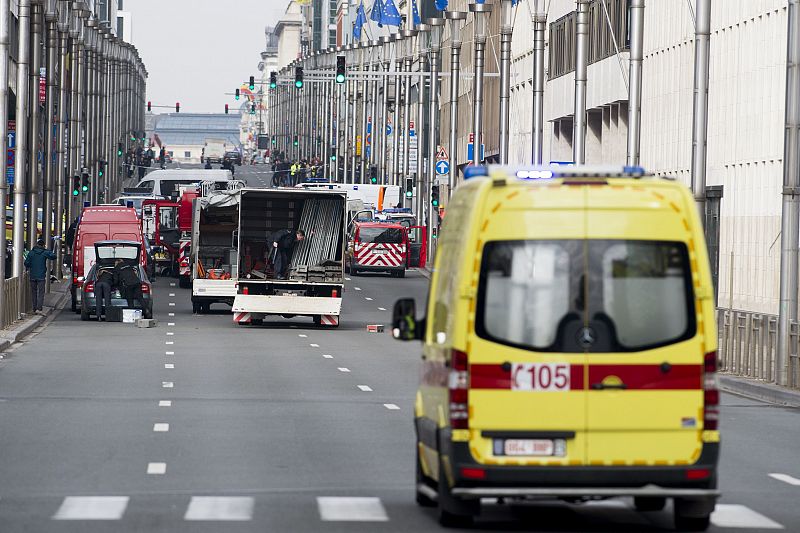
[
  {"x1": 626, "y1": 0, "x2": 645, "y2": 166},
  {"x1": 470, "y1": 2, "x2": 492, "y2": 166},
  {"x1": 777, "y1": 0, "x2": 800, "y2": 387},
  {"x1": 531, "y1": 1, "x2": 546, "y2": 164},
  {"x1": 401, "y1": 29, "x2": 416, "y2": 205},
  {"x1": 415, "y1": 24, "x2": 429, "y2": 221},
  {"x1": 690, "y1": 0, "x2": 711, "y2": 221},
  {"x1": 13, "y1": 0, "x2": 31, "y2": 278},
  {"x1": 498, "y1": 0, "x2": 513, "y2": 164},
  {"x1": 43, "y1": 1, "x2": 58, "y2": 292},
  {"x1": 446, "y1": 11, "x2": 466, "y2": 192},
  {"x1": 391, "y1": 35, "x2": 403, "y2": 188},
  {"x1": 427, "y1": 18, "x2": 444, "y2": 260},
  {"x1": 0, "y1": 0, "x2": 10, "y2": 317},
  {"x1": 572, "y1": 0, "x2": 589, "y2": 165},
  {"x1": 28, "y1": 3, "x2": 42, "y2": 250}
]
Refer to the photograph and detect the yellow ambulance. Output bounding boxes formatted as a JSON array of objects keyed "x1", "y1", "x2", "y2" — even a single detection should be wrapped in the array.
[{"x1": 393, "y1": 166, "x2": 720, "y2": 530}]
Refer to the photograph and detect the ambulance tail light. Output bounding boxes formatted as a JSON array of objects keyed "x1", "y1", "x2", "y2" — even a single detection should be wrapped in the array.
[
  {"x1": 449, "y1": 349, "x2": 469, "y2": 430},
  {"x1": 703, "y1": 351, "x2": 720, "y2": 430},
  {"x1": 332, "y1": 289, "x2": 338, "y2": 298}
]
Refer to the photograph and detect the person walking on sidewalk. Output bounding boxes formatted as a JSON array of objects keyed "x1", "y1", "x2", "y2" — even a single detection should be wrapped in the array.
[{"x1": 24, "y1": 238, "x2": 57, "y2": 315}]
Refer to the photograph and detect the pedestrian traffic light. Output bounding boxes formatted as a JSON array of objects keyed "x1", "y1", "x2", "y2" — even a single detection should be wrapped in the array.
[
  {"x1": 72, "y1": 175, "x2": 81, "y2": 196},
  {"x1": 405, "y1": 177, "x2": 413, "y2": 198},
  {"x1": 250, "y1": 103, "x2": 256, "y2": 115},
  {"x1": 336, "y1": 56, "x2": 346, "y2": 83},
  {"x1": 330, "y1": 154, "x2": 336, "y2": 161},
  {"x1": 235, "y1": 88, "x2": 240, "y2": 100},
  {"x1": 369, "y1": 165, "x2": 378, "y2": 184},
  {"x1": 117, "y1": 143, "x2": 123, "y2": 157},
  {"x1": 175, "y1": 102, "x2": 180, "y2": 113},
  {"x1": 225, "y1": 104, "x2": 229, "y2": 114},
  {"x1": 294, "y1": 67, "x2": 304, "y2": 88},
  {"x1": 269, "y1": 71, "x2": 277, "y2": 89},
  {"x1": 272, "y1": 137, "x2": 277, "y2": 145},
  {"x1": 249, "y1": 76, "x2": 255, "y2": 90},
  {"x1": 431, "y1": 185, "x2": 440, "y2": 207},
  {"x1": 147, "y1": 101, "x2": 151, "y2": 112},
  {"x1": 293, "y1": 135, "x2": 299, "y2": 146}
]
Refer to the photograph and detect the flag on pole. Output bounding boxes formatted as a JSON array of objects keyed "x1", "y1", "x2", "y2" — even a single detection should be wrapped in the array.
[
  {"x1": 370, "y1": 0, "x2": 384, "y2": 25},
  {"x1": 370, "y1": 0, "x2": 402, "y2": 27},
  {"x1": 435, "y1": 0, "x2": 448, "y2": 9},
  {"x1": 412, "y1": 0, "x2": 421, "y2": 26},
  {"x1": 353, "y1": 2, "x2": 367, "y2": 40}
]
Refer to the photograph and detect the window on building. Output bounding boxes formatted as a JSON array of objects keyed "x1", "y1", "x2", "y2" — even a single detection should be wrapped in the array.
[
  {"x1": 184, "y1": 151, "x2": 191, "y2": 159},
  {"x1": 548, "y1": 0, "x2": 630, "y2": 80}
]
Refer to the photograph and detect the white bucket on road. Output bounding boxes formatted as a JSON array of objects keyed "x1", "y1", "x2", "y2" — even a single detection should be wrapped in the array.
[{"x1": 123, "y1": 309, "x2": 143, "y2": 323}]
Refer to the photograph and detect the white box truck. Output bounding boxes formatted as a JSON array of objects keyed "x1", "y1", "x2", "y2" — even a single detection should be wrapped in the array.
[
  {"x1": 232, "y1": 188, "x2": 347, "y2": 327},
  {"x1": 190, "y1": 189, "x2": 241, "y2": 313}
]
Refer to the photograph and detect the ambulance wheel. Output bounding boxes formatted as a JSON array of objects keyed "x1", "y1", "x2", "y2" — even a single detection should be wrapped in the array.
[
  {"x1": 634, "y1": 497, "x2": 666, "y2": 512},
  {"x1": 415, "y1": 447, "x2": 436, "y2": 508},
  {"x1": 673, "y1": 498, "x2": 713, "y2": 532},
  {"x1": 350, "y1": 259, "x2": 360, "y2": 276},
  {"x1": 192, "y1": 301, "x2": 200, "y2": 314},
  {"x1": 437, "y1": 455, "x2": 478, "y2": 527},
  {"x1": 393, "y1": 269, "x2": 405, "y2": 278}
]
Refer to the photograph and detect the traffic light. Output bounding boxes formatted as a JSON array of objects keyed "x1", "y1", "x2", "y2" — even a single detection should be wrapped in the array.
[
  {"x1": 250, "y1": 103, "x2": 256, "y2": 115},
  {"x1": 330, "y1": 154, "x2": 336, "y2": 161},
  {"x1": 269, "y1": 71, "x2": 277, "y2": 89},
  {"x1": 175, "y1": 102, "x2": 180, "y2": 113},
  {"x1": 98, "y1": 161, "x2": 105, "y2": 179},
  {"x1": 294, "y1": 66, "x2": 304, "y2": 88},
  {"x1": 235, "y1": 88, "x2": 240, "y2": 100},
  {"x1": 117, "y1": 143, "x2": 123, "y2": 157},
  {"x1": 271, "y1": 137, "x2": 277, "y2": 145},
  {"x1": 249, "y1": 76, "x2": 255, "y2": 90},
  {"x1": 369, "y1": 165, "x2": 378, "y2": 184},
  {"x1": 405, "y1": 177, "x2": 413, "y2": 198},
  {"x1": 293, "y1": 135, "x2": 299, "y2": 146},
  {"x1": 147, "y1": 101, "x2": 151, "y2": 112},
  {"x1": 336, "y1": 56, "x2": 346, "y2": 83},
  {"x1": 431, "y1": 185, "x2": 440, "y2": 207},
  {"x1": 225, "y1": 104, "x2": 229, "y2": 114},
  {"x1": 72, "y1": 175, "x2": 80, "y2": 196},
  {"x1": 81, "y1": 171, "x2": 89, "y2": 193}
]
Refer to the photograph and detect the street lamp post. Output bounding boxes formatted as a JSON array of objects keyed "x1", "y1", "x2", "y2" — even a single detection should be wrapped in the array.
[
  {"x1": 626, "y1": 0, "x2": 645, "y2": 166},
  {"x1": 415, "y1": 24, "x2": 430, "y2": 221},
  {"x1": 401, "y1": 29, "x2": 417, "y2": 205},
  {"x1": 469, "y1": 2, "x2": 492, "y2": 167},
  {"x1": 426, "y1": 18, "x2": 444, "y2": 262},
  {"x1": 445, "y1": 10, "x2": 466, "y2": 194},
  {"x1": 12, "y1": 0, "x2": 31, "y2": 277},
  {"x1": 28, "y1": 1, "x2": 43, "y2": 250},
  {"x1": 573, "y1": 0, "x2": 589, "y2": 165},
  {"x1": 531, "y1": 1, "x2": 546, "y2": 164},
  {"x1": 43, "y1": 0, "x2": 59, "y2": 291},
  {"x1": 0, "y1": 0, "x2": 11, "y2": 302},
  {"x1": 498, "y1": 0, "x2": 513, "y2": 164},
  {"x1": 391, "y1": 35, "x2": 404, "y2": 188}
]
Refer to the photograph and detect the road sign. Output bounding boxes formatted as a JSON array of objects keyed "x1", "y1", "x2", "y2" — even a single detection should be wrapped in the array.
[
  {"x1": 435, "y1": 160, "x2": 450, "y2": 176},
  {"x1": 386, "y1": 124, "x2": 393, "y2": 136},
  {"x1": 467, "y1": 142, "x2": 485, "y2": 162},
  {"x1": 436, "y1": 145, "x2": 448, "y2": 161},
  {"x1": 7, "y1": 131, "x2": 15, "y2": 149}
]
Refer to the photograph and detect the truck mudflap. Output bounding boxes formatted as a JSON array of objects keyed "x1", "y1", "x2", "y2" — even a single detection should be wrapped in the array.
[
  {"x1": 232, "y1": 294, "x2": 343, "y2": 316},
  {"x1": 320, "y1": 315, "x2": 339, "y2": 326}
]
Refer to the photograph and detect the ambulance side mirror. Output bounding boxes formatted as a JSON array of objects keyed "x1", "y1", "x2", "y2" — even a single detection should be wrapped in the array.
[{"x1": 392, "y1": 298, "x2": 424, "y2": 341}]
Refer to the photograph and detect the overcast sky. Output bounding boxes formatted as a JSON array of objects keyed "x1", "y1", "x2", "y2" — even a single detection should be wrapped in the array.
[{"x1": 126, "y1": 0, "x2": 286, "y2": 114}]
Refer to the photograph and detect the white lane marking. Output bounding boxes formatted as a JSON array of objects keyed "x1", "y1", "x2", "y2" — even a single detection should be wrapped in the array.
[
  {"x1": 710, "y1": 504, "x2": 784, "y2": 529},
  {"x1": 166, "y1": 341, "x2": 174, "y2": 345},
  {"x1": 168, "y1": 322, "x2": 175, "y2": 326},
  {"x1": 159, "y1": 400, "x2": 172, "y2": 407},
  {"x1": 354, "y1": 287, "x2": 362, "y2": 291},
  {"x1": 147, "y1": 462, "x2": 167, "y2": 475},
  {"x1": 383, "y1": 403, "x2": 400, "y2": 410},
  {"x1": 166, "y1": 351, "x2": 174, "y2": 355},
  {"x1": 357, "y1": 385, "x2": 373, "y2": 392},
  {"x1": 153, "y1": 423, "x2": 169, "y2": 432},
  {"x1": 365, "y1": 297, "x2": 373, "y2": 301},
  {"x1": 317, "y1": 496, "x2": 389, "y2": 522},
  {"x1": 184, "y1": 496, "x2": 255, "y2": 521},
  {"x1": 169, "y1": 313, "x2": 175, "y2": 317},
  {"x1": 345, "y1": 277, "x2": 351, "y2": 281},
  {"x1": 169, "y1": 293, "x2": 176, "y2": 297},
  {"x1": 162, "y1": 382, "x2": 173, "y2": 388},
  {"x1": 378, "y1": 307, "x2": 386, "y2": 311},
  {"x1": 169, "y1": 303, "x2": 176, "y2": 307},
  {"x1": 53, "y1": 496, "x2": 129, "y2": 520},
  {"x1": 170, "y1": 283, "x2": 176, "y2": 287},
  {"x1": 310, "y1": 343, "x2": 320, "y2": 348},
  {"x1": 165, "y1": 363, "x2": 175, "y2": 369},
  {"x1": 769, "y1": 473, "x2": 800, "y2": 486},
  {"x1": 322, "y1": 354, "x2": 334, "y2": 359},
  {"x1": 166, "y1": 332, "x2": 174, "y2": 336},
  {"x1": 338, "y1": 367, "x2": 350, "y2": 373},
  {"x1": 299, "y1": 334, "x2": 307, "y2": 338}
]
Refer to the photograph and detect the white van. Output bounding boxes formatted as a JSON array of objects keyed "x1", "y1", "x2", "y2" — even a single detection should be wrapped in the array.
[{"x1": 135, "y1": 169, "x2": 233, "y2": 198}]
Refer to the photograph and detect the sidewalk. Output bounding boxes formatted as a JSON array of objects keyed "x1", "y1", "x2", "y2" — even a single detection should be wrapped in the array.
[
  {"x1": 0, "y1": 280, "x2": 70, "y2": 353},
  {"x1": 720, "y1": 374, "x2": 800, "y2": 408}
]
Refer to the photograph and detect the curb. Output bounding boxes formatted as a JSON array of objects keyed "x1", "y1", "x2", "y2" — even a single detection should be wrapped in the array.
[
  {"x1": 719, "y1": 374, "x2": 800, "y2": 408},
  {"x1": 0, "y1": 284, "x2": 70, "y2": 352},
  {"x1": 416, "y1": 267, "x2": 432, "y2": 280}
]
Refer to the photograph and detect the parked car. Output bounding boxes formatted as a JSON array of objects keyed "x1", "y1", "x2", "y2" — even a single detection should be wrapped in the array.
[
  {"x1": 224, "y1": 150, "x2": 242, "y2": 166},
  {"x1": 80, "y1": 241, "x2": 153, "y2": 321}
]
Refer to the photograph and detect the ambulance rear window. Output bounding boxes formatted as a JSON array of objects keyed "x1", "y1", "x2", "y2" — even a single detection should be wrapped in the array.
[{"x1": 476, "y1": 240, "x2": 695, "y2": 352}]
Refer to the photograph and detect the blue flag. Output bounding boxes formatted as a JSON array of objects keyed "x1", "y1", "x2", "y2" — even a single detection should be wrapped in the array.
[
  {"x1": 370, "y1": 0, "x2": 383, "y2": 26},
  {"x1": 412, "y1": 0, "x2": 421, "y2": 26},
  {"x1": 353, "y1": 2, "x2": 367, "y2": 40},
  {"x1": 435, "y1": 0, "x2": 448, "y2": 10},
  {"x1": 382, "y1": 0, "x2": 403, "y2": 26}
]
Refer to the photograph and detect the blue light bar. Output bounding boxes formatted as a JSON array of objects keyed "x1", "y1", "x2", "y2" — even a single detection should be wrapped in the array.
[
  {"x1": 463, "y1": 165, "x2": 488, "y2": 180},
  {"x1": 516, "y1": 170, "x2": 554, "y2": 180}
]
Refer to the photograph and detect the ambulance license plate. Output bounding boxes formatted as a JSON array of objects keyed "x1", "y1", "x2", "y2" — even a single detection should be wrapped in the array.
[{"x1": 503, "y1": 439, "x2": 554, "y2": 456}]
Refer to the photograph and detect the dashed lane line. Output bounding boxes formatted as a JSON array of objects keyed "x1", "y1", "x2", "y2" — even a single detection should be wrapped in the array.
[
  {"x1": 166, "y1": 341, "x2": 174, "y2": 345},
  {"x1": 357, "y1": 385, "x2": 373, "y2": 392},
  {"x1": 365, "y1": 297, "x2": 373, "y2": 301},
  {"x1": 317, "y1": 496, "x2": 389, "y2": 522},
  {"x1": 166, "y1": 332, "x2": 174, "y2": 336},
  {"x1": 322, "y1": 354, "x2": 334, "y2": 359},
  {"x1": 52, "y1": 496, "x2": 129, "y2": 520},
  {"x1": 169, "y1": 313, "x2": 175, "y2": 317},
  {"x1": 383, "y1": 403, "x2": 400, "y2": 410},
  {"x1": 769, "y1": 473, "x2": 800, "y2": 486},
  {"x1": 310, "y1": 343, "x2": 320, "y2": 348},
  {"x1": 354, "y1": 287, "x2": 362, "y2": 291},
  {"x1": 147, "y1": 462, "x2": 167, "y2": 475},
  {"x1": 153, "y1": 423, "x2": 169, "y2": 432},
  {"x1": 184, "y1": 496, "x2": 255, "y2": 521},
  {"x1": 169, "y1": 293, "x2": 176, "y2": 297},
  {"x1": 166, "y1": 351, "x2": 174, "y2": 355},
  {"x1": 159, "y1": 400, "x2": 172, "y2": 407},
  {"x1": 162, "y1": 382, "x2": 174, "y2": 388},
  {"x1": 165, "y1": 363, "x2": 175, "y2": 369},
  {"x1": 337, "y1": 367, "x2": 350, "y2": 373},
  {"x1": 168, "y1": 322, "x2": 175, "y2": 326},
  {"x1": 378, "y1": 307, "x2": 386, "y2": 311},
  {"x1": 168, "y1": 303, "x2": 176, "y2": 307},
  {"x1": 299, "y1": 334, "x2": 308, "y2": 338}
]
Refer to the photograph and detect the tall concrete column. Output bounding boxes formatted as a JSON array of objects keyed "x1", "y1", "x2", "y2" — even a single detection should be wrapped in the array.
[
  {"x1": 626, "y1": 0, "x2": 645, "y2": 166},
  {"x1": 43, "y1": 7, "x2": 58, "y2": 290},
  {"x1": 415, "y1": 24, "x2": 429, "y2": 221},
  {"x1": 0, "y1": 0, "x2": 11, "y2": 310},
  {"x1": 498, "y1": 0, "x2": 513, "y2": 164},
  {"x1": 573, "y1": 0, "x2": 589, "y2": 165},
  {"x1": 391, "y1": 37, "x2": 403, "y2": 188},
  {"x1": 426, "y1": 18, "x2": 444, "y2": 261},
  {"x1": 27, "y1": 2, "x2": 42, "y2": 250},
  {"x1": 777, "y1": 0, "x2": 800, "y2": 387},
  {"x1": 13, "y1": 0, "x2": 32, "y2": 277},
  {"x1": 400, "y1": 29, "x2": 416, "y2": 205},
  {"x1": 690, "y1": 0, "x2": 711, "y2": 220},
  {"x1": 445, "y1": 11, "x2": 466, "y2": 192},
  {"x1": 531, "y1": 2, "x2": 546, "y2": 165}
]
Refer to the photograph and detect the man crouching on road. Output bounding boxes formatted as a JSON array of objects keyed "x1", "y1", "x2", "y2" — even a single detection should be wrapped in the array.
[{"x1": 24, "y1": 237, "x2": 57, "y2": 315}]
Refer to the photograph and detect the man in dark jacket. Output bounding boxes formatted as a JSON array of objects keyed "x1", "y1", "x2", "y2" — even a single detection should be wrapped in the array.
[
  {"x1": 271, "y1": 229, "x2": 306, "y2": 279},
  {"x1": 24, "y1": 238, "x2": 57, "y2": 314},
  {"x1": 117, "y1": 262, "x2": 144, "y2": 309},
  {"x1": 95, "y1": 264, "x2": 116, "y2": 321}
]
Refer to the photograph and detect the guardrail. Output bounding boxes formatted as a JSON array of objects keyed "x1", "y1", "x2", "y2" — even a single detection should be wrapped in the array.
[
  {"x1": 717, "y1": 308, "x2": 800, "y2": 390},
  {"x1": 1, "y1": 273, "x2": 32, "y2": 330}
]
